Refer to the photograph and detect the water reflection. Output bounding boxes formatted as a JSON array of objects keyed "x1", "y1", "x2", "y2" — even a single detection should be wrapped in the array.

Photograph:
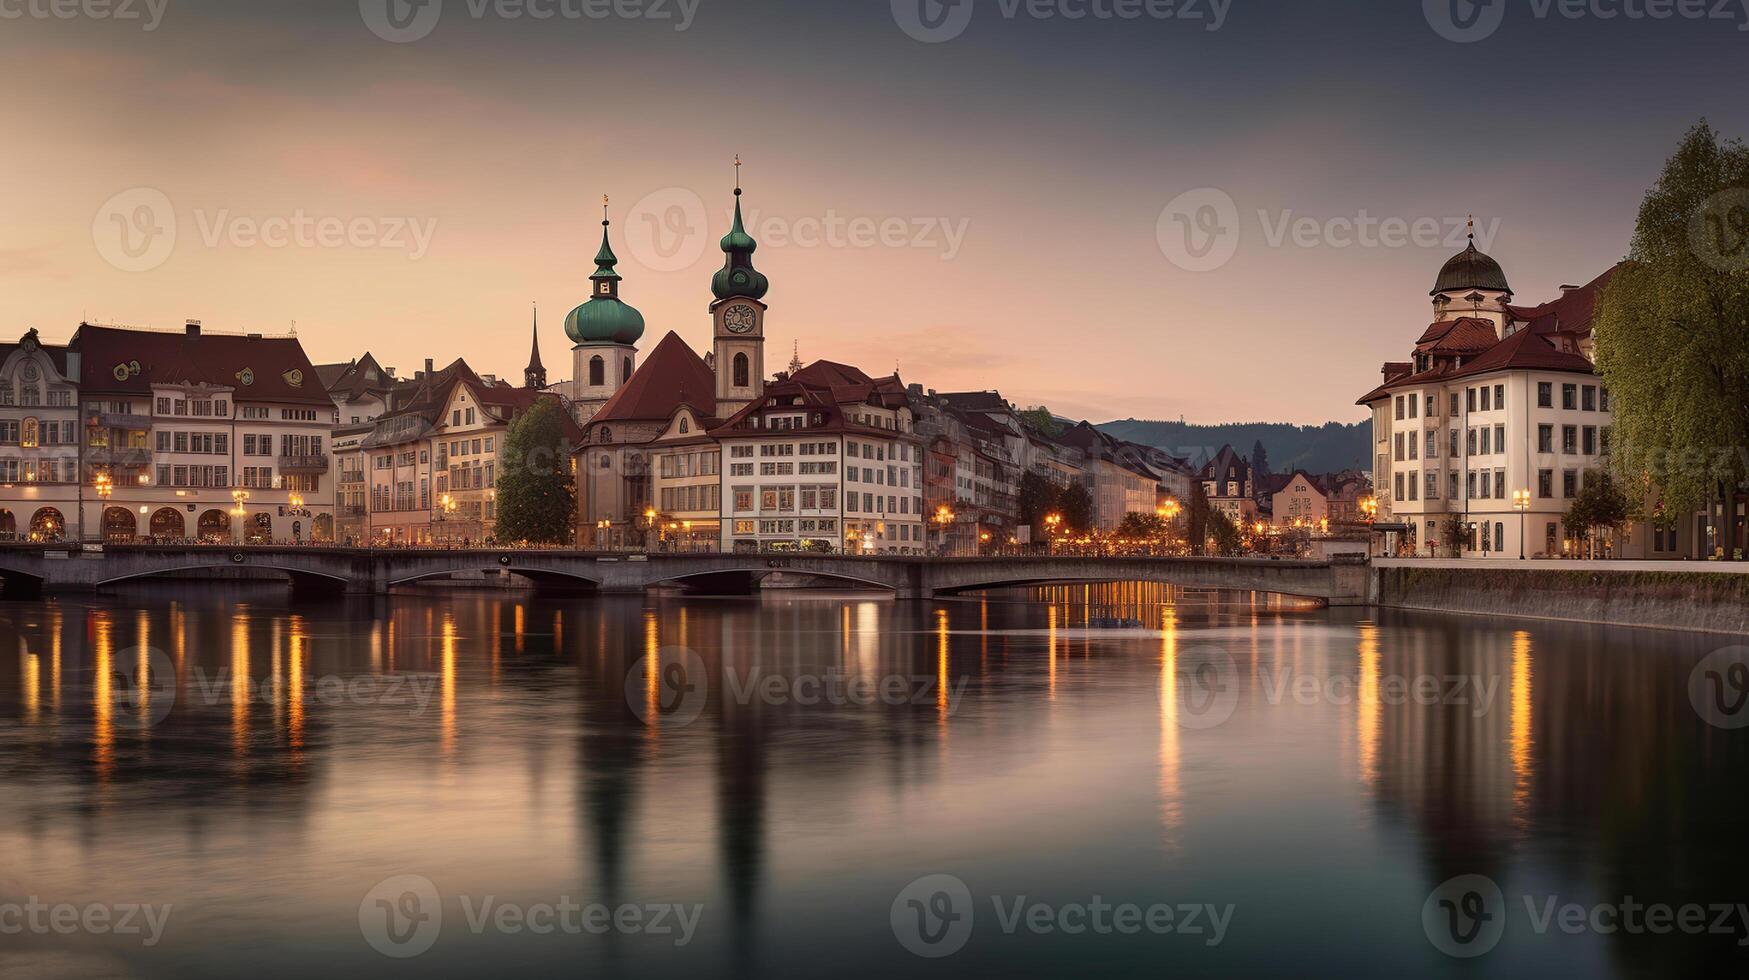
[{"x1": 0, "y1": 583, "x2": 1743, "y2": 978}]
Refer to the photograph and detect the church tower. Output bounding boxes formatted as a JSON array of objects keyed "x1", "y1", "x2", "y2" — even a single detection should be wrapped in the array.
[
  {"x1": 711, "y1": 158, "x2": 769, "y2": 417},
  {"x1": 1430, "y1": 218, "x2": 1513, "y2": 336},
  {"x1": 565, "y1": 197, "x2": 645, "y2": 423},
  {"x1": 524, "y1": 304, "x2": 547, "y2": 389}
]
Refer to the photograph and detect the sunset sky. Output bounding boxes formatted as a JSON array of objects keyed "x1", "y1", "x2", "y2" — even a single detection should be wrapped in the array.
[{"x1": 2, "y1": 0, "x2": 1745, "y2": 424}]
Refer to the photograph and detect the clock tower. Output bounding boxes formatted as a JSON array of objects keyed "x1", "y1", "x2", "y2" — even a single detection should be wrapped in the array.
[{"x1": 711, "y1": 159, "x2": 770, "y2": 417}]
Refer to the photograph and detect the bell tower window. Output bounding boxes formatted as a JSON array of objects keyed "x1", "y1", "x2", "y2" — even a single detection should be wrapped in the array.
[
  {"x1": 589, "y1": 356, "x2": 605, "y2": 386},
  {"x1": 733, "y1": 353, "x2": 749, "y2": 388}
]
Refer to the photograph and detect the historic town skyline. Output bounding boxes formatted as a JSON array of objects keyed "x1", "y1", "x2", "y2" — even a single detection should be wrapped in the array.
[{"x1": 4, "y1": 1, "x2": 1745, "y2": 425}]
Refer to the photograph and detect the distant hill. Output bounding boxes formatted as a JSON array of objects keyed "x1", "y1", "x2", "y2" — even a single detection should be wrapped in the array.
[{"x1": 1097, "y1": 419, "x2": 1370, "y2": 476}]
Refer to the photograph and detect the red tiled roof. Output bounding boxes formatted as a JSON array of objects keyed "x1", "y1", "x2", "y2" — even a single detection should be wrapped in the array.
[
  {"x1": 1442, "y1": 326, "x2": 1597, "y2": 381},
  {"x1": 592, "y1": 331, "x2": 718, "y2": 424},
  {"x1": 73, "y1": 323, "x2": 331, "y2": 406},
  {"x1": 1419, "y1": 317, "x2": 1498, "y2": 354},
  {"x1": 1506, "y1": 263, "x2": 1622, "y2": 338}
]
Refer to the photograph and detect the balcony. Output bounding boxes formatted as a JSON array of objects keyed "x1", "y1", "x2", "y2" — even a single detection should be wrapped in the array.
[
  {"x1": 92, "y1": 412, "x2": 153, "y2": 430},
  {"x1": 278, "y1": 455, "x2": 331, "y2": 474},
  {"x1": 87, "y1": 446, "x2": 153, "y2": 467}
]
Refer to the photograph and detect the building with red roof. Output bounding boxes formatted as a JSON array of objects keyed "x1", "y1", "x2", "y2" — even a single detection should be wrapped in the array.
[{"x1": 1357, "y1": 238, "x2": 1690, "y2": 558}]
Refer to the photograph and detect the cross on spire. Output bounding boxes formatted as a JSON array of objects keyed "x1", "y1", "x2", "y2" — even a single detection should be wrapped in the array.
[
  {"x1": 603, "y1": 194, "x2": 611, "y2": 226},
  {"x1": 734, "y1": 154, "x2": 742, "y2": 195},
  {"x1": 1467, "y1": 215, "x2": 1475, "y2": 241}
]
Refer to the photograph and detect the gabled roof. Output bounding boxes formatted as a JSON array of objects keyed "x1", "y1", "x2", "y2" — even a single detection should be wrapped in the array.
[
  {"x1": 1267, "y1": 469, "x2": 1326, "y2": 495},
  {"x1": 1442, "y1": 325, "x2": 1597, "y2": 381},
  {"x1": 1506, "y1": 263, "x2": 1621, "y2": 338},
  {"x1": 592, "y1": 331, "x2": 718, "y2": 425},
  {"x1": 73, "y1": 323, "x2": 330, "y2": 405},
  {"x1": 320, "y1": 352, "x2": 395, "y2": 401},
  {"x1": 936, "y1": 391, "x2": 1008, "y2": 413},
  {"x1": 1418, "y1": 317, "x2": 1498, "y2": 355}
]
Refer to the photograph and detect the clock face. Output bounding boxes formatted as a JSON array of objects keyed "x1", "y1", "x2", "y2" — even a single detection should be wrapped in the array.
[{"x1": 724, "y1": 304, "x2": 757, "y2": 334}]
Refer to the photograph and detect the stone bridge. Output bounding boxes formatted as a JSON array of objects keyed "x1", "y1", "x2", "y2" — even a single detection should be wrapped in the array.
[{"x1": 0, "y1": 546, "x2": 1370, "y2": 605}]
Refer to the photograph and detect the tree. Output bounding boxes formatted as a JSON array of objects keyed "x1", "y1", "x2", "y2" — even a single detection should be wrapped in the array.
[
  {"x1": 1206, "y1": 508, "x2": 1242, "y2": 556},
  {"x1": 1594, "y1": 121, "x2": 1749, "y2": 556},
  {"x1": 1116, "y1": 512, "x2": 1167, "y2": 540},
  {"x1": 1017, "y1": 470, "x2": 1057, "y2": 531},
  {"x1": 1187, "y1": 481, "x2": 1211, "y2": 556},
  {"x1": 1565, "y1": 468, "x2": 1633, "y2": 557},
  {"x1": 493, "y1": 399, "x2": 575, "y2": 545},
  {"x1": 1251, "y1": 439, "x2": 1272, "y2": 483},
  {"x1": 1018, "y1": 406, "x2": 1064, "y2": 438},
  {"x1": 1059, "y1": 482, "x2": 1095, "y2": 532}
]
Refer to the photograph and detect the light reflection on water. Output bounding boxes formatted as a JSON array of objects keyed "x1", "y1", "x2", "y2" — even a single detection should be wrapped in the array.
[{"x1": 0, "y1": 581, "x2": 1744, "y2": 979}]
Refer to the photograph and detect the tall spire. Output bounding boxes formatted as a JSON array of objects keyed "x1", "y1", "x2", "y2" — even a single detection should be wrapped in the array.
[
  {"x1": 788, "y1": 340, "x2": 802, "y2": 376},
  {"x1": 593, "y1": 194, "x2": 622, "y2": 290},
  {"x1": 712, "y1": 155, "x2": 770, "y2": 301},
  {"x1": 525, "y1": 302, "x2": 547, "y2": 389}
]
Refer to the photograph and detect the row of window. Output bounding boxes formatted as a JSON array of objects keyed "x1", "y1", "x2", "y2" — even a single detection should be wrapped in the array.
[
  {"x1": 731, "y1": 486, "x2": 841, "y2": 514},
  {"x1": 658, "y1": 484, "x2": 723, "y2": 513},
  {"x1": 1394, "y1": 423, "x2": 1608, "y2": 462},
  {"x1": 1392, "y1": 467, "x2": 1597, "y2": 504},
  {"x1": 0, "y1": 386, "x2": 74, "y2": 407},
  {"x1": 1394, "y1": 380, "x2": 1613, "y2": 422},
  {"x1": 0, "y1": 419, "x2": 74, "y2": 446}
]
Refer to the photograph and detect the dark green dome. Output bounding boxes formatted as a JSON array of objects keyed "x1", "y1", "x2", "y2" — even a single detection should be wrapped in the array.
[
  {"x1": 1431, "y1": 240, "x2": 1511, "y2": 297},
  {"x1": 566, "y1": 218, "x2": 645, "y2": 346},
  {"x1": 565, "y1": 298, "x2": 644, "y2": 346},
  {"x1": 711, "y1": 188, "x2": 769, "y2": 301}
]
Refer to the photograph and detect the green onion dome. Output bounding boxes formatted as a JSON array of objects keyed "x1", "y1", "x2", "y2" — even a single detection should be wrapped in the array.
[{"x1": 565, "y1": 217, "x2": 645, "y2": 346}]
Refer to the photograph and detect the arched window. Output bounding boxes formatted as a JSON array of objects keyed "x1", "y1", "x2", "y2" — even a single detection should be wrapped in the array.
[
  {"x1": 622, "y1": 358, "x2": 632, "y2": 383},
  {"x1": 733, "y1": 352, "x2": 749, "y2": 388},
  {"x1": 679, "y1": 418, "x2": 690, "y2": 434},
  {"x1": 589, "y1": 356, "x2": 605, "y2": 387},
  {"x1": 19, "y1": 418, "x2": 38, "y2": 449}
]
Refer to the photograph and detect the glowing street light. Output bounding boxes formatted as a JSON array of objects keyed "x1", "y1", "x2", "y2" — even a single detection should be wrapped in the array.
[{"x1": 1512, "y1": 488, "x2": 1533, "y2": 560}]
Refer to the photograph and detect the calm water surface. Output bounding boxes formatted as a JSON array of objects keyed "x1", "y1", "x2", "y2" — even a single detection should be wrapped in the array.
[{"x1": 1, "y1": 583, "x2": 1745, "y2": 978}]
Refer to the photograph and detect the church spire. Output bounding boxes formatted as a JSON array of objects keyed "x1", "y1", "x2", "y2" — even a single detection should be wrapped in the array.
[
  {"x1": 788, "y1": 340, "x2": 802, "y2": 376},
  {"x1": 592, "y1": 195, "x2": 623, "y2": 293},
  {"x1": 712, "y1": 155, "x2": 770, "y2": 301},
  {"x1": 525, "y1": 302, "x2": 547, "y2": 389},
  {"x1": 565, "y1": 195, "x2": 645, "y2": 347}
]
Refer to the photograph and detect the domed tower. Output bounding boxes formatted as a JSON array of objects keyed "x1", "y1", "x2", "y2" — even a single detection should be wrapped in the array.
[
  {"x1": 566, "y1": 198, "x2": 645, "y2": 423},
  {"x1": 1431, "y1": 218, "x2": 1512, "y2": 335},
  {"x1": 711, "y1": 157, "x2": 770, "y2": 417}
]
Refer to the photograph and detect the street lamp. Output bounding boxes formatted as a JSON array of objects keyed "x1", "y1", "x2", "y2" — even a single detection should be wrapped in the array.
[
  {"x1": 1044, "y1": 512, "x2": 1062, "y2": 555},
  {"x1": 1359, "y1": 495, "x2": 1379, "y2": 558},
  {"x1": 1512, "y1": 488, "x2": 1532, "y2": 560},
  {"x1": 933, "y1": 504, "x2": 956, "y2": 556}
]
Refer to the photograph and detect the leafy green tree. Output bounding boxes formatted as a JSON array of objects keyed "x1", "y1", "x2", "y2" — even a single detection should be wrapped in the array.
[
  {"x1": 1565, "y1": 468, "x2": 1633, "y2": 556},
  {"x1": 1018, "y1": 406, "x2": 1064, "y2": 438},
  {"x1": 1017, "y1": 470, "x2": 1058, "y2": 531},
  {"x1": 1187, "y1": 481, "x2": 1211, "y2": 556},
  {"x1": 493, "y1": 399, "x2": 575, "y2": 545},
  {"x1": 1116, "y1": 512, "x2": 1167, "y2": 540},
  {"x1": 1594, "y1": 121, "x2": 1749, "y2": 546},
  {"x1": 1059, "y1": 482, "x2": 1095, "y2": 532},
  {"x1": 1206, "y1": 508, "x2": 1242, "y2": 556}
]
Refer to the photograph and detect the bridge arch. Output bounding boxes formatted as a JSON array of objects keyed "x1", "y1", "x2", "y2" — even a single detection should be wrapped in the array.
[
  {"x1": 650, "y1": 565, "x2": 900, "y2": 595},
  {"x1": 95, "y1": 560, "x2": 353, "y2": 593},
  {"x1": 385, "y1": 564, "x2": 602, "y2": 591}
]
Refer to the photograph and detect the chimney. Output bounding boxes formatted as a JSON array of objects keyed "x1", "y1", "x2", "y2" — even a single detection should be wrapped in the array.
[
  {"x1": 185, "y1": 320, "x2": 202, "y2": 337},
  {"x1": 1559, "y1": 284, "x2": 1580, "y2": 296}
]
